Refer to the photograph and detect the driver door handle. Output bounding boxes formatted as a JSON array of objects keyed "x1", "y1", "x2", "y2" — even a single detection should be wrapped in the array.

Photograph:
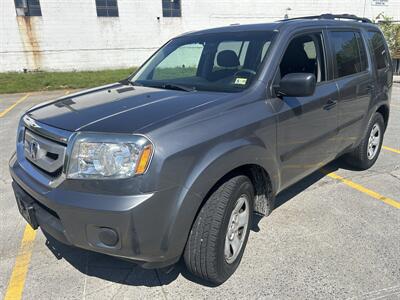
[{"x1": 323, "y1": 99, "x2": 337, "y2": 111}]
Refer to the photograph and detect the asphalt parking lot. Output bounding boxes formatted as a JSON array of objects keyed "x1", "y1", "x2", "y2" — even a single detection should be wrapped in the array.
[{"x1": 0, "y1": 86, "x2": 399, "y2": 300}]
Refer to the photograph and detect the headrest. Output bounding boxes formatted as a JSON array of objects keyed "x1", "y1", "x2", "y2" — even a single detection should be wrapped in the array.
[{"x1": 217, "y1": 50, "x2": 240, "y2": 68}]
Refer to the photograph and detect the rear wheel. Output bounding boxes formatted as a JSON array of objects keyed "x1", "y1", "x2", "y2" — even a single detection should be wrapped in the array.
[
  {"x1": 184, "y1": 175, "x2": 254, "y2": 284},
  {"x1": 344, "y1": 112, "x2": 385, "y2": 170}
]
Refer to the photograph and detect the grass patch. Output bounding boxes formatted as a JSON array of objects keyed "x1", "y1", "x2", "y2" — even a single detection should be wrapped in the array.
[
  {"x1": 0, "y1": 68, "x2": 137, "y2": 94},
  {"x1": 153, "y1": 67, "x2": 197, "y2": 80}
]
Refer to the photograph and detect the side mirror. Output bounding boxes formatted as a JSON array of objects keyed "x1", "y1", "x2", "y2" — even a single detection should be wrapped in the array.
[{"x1": 275, "y1": 73, "x2": 316, "y2": 97}]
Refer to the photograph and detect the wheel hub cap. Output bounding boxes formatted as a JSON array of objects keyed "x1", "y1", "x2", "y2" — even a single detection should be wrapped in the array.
[
  {"x1": 367, "y1": 123, "x2": 381, "y2": 160},
  {"x1": 224, "y1": 195, "x2": 249, "y2": 264}
]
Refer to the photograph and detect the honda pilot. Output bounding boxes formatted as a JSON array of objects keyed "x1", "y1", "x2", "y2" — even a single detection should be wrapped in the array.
[{"x1": 10, "y1": 14, "x2": 393, "y2": 283}]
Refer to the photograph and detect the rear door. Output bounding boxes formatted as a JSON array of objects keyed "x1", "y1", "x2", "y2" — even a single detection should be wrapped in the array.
[{"x1": 327, "y1": 30, "x2": 373, "y2": 152}]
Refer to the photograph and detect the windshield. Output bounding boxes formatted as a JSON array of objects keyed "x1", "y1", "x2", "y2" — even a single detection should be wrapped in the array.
[{"x1": 131, "y1": 30, "x2": 276, "y2": 93}]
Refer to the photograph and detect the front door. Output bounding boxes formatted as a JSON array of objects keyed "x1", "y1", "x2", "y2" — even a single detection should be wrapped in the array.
[{"x1": 271, "y1": 31, "x2": 339, "y2": 189}]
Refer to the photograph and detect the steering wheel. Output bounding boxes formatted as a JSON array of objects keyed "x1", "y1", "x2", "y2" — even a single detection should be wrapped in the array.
[{"x1": 234, "y1": 69, "x2": 257, "y2": 77}]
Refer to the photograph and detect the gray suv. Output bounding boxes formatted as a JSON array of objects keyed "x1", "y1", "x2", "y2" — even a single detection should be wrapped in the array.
[{"x1": 10, "y1": 14, "x2": 393, "y2": 283}]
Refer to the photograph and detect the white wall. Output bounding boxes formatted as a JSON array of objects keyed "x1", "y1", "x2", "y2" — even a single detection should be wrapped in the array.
[{"x1": 1, "y1": 0, "x2": 400, "y2": 72}]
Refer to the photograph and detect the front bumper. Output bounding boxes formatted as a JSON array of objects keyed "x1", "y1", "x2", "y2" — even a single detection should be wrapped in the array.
[{"x1": 9, "y1": 153, "x2": 195, "y2": 268}]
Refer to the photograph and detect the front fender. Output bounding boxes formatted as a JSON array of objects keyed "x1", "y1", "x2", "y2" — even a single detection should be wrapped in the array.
[
  {"x1": 159, "y1": 137, "x2": 279, "y2": 259},
  {"x1": 183, "y1": 137, "x2": 279, "y2": 200}
]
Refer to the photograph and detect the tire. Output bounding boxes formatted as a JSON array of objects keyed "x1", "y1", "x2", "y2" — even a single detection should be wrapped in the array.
[
  {"x1": 184, "y1": 175, "x2": 254, "y2": 284},
  {"x1": 344, "y1": 112, "x2": 385, "y2": 170}
]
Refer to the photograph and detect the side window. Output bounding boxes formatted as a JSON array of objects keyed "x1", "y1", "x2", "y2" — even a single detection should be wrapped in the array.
[
  {"x1": 303, "y1": 41, "x2": 317, "y2": 59},
  {"x1": 367, "y1": 31, "x2": 389, "y2": 70},
  {"x1": 152, "y1": 43, "x2": 204, "y2": 80},
  {"x1": 279, "y1": 33, "x2": 326, "y2": 82},
  {"x1": 329, "y1": 31, "x2": 367, "y2": 78}
]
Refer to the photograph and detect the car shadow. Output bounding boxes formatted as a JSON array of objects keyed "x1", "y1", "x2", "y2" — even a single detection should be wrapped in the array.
[
  {"x1": 43, "y1": 231, "x2": 220, "y2": 287},
  {"x1": 43, "y1": 158, "x2": 356, "y2": 288},
  {"x1": 273, "y1": 158, "x2": 357, "y2": 209}
]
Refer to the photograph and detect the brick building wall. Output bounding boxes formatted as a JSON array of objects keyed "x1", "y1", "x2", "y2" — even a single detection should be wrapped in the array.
[{"x1": 1, "y1": 0, "x2": 399, "y2": 72}]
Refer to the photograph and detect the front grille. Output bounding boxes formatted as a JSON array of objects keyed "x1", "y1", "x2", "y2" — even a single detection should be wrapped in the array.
[
  {"x1": 29, "y1": 160, "x2": 64, "y2": 178},
  {"x1": 24, "y1": 129, "x2": 67, "y2": 177}
]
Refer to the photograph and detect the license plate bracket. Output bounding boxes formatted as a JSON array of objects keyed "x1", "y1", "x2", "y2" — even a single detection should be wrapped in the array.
[{"x1": 15, "y1": 188, "x2": 39, "y2": 230}]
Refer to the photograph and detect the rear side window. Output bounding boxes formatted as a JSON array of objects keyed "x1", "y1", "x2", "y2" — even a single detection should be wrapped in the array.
[
  {"x1": 329, "y1": 31, "x2": 368, "y2": 78},
  {"x1": 366, "y1": 31, "x2": 389, "y2": 70}
]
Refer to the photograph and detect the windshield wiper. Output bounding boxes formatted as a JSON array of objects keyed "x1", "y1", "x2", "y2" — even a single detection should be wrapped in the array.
[
  {"x1": 129, "y1": 81, "x2": 143, "y2": 86},
  {"x1": 154, "y1": 83, "x2": 196, "y2": 92},
  {"x1": 119, "y1": 78, "x2": 143, "y2": 87},
  {"x1": 124, "y1": 81, "x2": 196, "y2": 92}
]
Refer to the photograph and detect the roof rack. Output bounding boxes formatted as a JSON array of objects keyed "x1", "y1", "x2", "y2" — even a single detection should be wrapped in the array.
[{"x1": 281, "y1": 14, "x2": 372, "y2": 23}]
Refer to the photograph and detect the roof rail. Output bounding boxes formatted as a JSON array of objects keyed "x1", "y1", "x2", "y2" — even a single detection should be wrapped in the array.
[{"x1": 281, "y1": 14, "x2": 372, "y2": 23}]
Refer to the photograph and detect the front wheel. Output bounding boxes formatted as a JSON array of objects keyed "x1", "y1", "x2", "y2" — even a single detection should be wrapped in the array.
[
  {"x1": 184, "y1": 175, "x2": 254, "y2": 284},
  {"x1": 344, "y1": 112, "x2": 385, "y2": 170}
]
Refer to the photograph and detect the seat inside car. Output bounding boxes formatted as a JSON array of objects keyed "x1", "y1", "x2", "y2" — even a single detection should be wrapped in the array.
[
  {"x1": 209, "y1": 50, "x2": 240, "y2": 81},
  {"x1": 280, "y1": 36, "x2": 317, "y2": 78}
]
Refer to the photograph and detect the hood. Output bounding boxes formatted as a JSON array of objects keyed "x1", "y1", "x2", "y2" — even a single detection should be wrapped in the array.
[{"x1": 28, "y1": 83, "x2": 227, "y2": 133}]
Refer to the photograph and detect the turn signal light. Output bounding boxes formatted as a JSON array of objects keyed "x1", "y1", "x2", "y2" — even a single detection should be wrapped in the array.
[{"x1": 136, "y1": 145, "x2": 153, "y2": 174}]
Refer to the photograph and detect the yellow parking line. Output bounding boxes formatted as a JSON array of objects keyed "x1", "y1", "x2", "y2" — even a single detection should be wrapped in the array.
[
  {"x1": 383, "y1": 146, "x2": 400, "y2": 154},
  {"x1": 0, "y1": 94, "x2": 30, "y2": 118},
  {"x1": 322, "y1": 170, "x2": 400, "y2": 209},
  {"x1": 4, "y1": 225, "x2": 37, "y2": 300}
]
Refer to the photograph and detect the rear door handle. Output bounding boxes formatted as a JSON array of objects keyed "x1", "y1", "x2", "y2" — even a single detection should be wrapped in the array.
[
  {"x1": 366, "y1": 84, "x2": 374, "y2": 92},
  {"x1": 323, "y1": 99, "x2": 337, "y2": 110}
]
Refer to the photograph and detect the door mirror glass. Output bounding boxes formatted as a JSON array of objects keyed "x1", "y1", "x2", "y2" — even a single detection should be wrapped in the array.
[{"x1": 276, "y1": 73, "x2": 316, "y2": 97}]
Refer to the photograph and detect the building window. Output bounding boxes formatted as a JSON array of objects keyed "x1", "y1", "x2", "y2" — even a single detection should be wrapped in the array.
[
  {"x1": 96, "y1": 0, "x2": 119, "y2": 17},
  {"x1": 14, "y1": 0, "x2": 42, "y2": 16},
  {"x1": 162, "y1": 0, "x2": 181, "y2": 17}
]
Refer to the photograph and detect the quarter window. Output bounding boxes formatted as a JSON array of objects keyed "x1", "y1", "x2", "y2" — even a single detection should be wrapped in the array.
[
  {"x1": 95, "y1": 0, "x2": 119, "y2": 17},
  {"x1": 14, "y1": 0, "x2": 42, "y2": 16},
  {"x1": 162, "y1": 0, "x2": 181, "y2": 17},
  {"x1": 330, "y1": 31, "x2": 368, "y2": 78},
  {"x1": 261, "y1": 41, "x2": 271, "y2": 60},
  {"x1": 367, "y1": 31, "x2": 389, "y2": 70}
]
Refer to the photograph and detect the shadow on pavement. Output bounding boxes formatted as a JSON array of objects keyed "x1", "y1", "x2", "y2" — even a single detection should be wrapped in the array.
[
  {"x1": 274, "y1": 158, "x2": 358, "y2": 209},
  {"x1": 44, "y1": 231, "x2": 220, "y2": 287},
  {"x1": 43, "y1": 158, "x2": 356, "y2": 287}
]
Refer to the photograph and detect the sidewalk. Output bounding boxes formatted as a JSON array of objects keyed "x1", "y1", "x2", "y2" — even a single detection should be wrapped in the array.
[{"x1": 394, "y1": 75, "x2": 400, "y2": 83}]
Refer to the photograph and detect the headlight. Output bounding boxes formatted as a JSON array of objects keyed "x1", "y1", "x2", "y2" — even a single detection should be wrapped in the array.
[{"x1": 67, "y1": 133, "x2": 153, "y2": 179}]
